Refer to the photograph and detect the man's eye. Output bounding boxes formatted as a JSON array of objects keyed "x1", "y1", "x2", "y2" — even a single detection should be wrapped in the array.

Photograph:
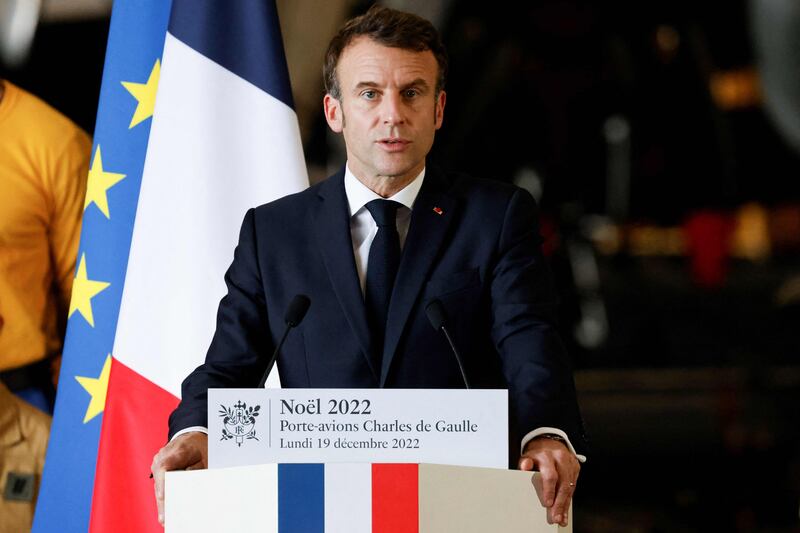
[
  {"x1": 404, "y1": 89, "x2": 418, "y2": 98},
  {"x1": 362, "y1": 90, "x2": 377, "y2": 99}
]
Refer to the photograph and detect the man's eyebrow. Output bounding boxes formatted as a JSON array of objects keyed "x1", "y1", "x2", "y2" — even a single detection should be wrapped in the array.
[
  {"x1": 352, "y1": 79, "x2": 431, "y2": 91},
  {"x1": 401, "y1": 78, "x2": 430, "y2": 91},
  {"x1": 354, "y1": 81, "x2": 380, "y2": 91}
]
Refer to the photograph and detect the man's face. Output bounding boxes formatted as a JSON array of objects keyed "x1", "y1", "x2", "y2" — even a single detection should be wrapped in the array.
[{"x1": 324, "y1": 37, "x2": 446, "y2": 186}]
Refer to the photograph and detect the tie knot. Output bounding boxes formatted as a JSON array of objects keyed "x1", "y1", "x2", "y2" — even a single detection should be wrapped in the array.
[{"x1": 365, "y1": 199, "x2": 401, "y2": 227}]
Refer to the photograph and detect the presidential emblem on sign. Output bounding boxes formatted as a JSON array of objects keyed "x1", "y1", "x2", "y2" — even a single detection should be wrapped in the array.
[{"x1": 219, "y1": 401, "x2": 260, "y2": 447}]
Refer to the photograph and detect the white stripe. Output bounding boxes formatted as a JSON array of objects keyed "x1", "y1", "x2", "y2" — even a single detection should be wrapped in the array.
[
  {"x1": 325, "y1": 463, "x2": 372, "y2": 532},
  {"x1": 113, "y1": 32, "x2": 307, "y2": 395},
  {"x1": 166, "y1": 464, "x2": 279, "y2": 532}
]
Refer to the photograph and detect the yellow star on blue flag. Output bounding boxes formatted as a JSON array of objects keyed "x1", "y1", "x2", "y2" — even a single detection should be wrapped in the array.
[
  {"x1": 75, "y1": 355, "x2": 112, "y2": 423},
  {"x1": 68, "y1": 254, "x2": 111, "y2": 327},
  {"x1": 121, "y1": 59, "x2": 161, "y2": 128},
  {"x1": 84, "y1": 145, "x2": 126, "y2": 218}
]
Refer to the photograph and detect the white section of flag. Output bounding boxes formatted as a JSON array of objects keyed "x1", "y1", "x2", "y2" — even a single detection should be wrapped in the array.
[
  {"x1": 113, "y1": 32, "x2": 308, "y2": 396},
  {"x1": 325, "y1": 463, "x2": 372, "y2": 532}
]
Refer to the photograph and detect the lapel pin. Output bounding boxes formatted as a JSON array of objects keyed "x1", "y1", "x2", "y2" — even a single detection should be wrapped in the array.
[{"x1": 433, "y1": 207, "x2": 444, "y2": 215}]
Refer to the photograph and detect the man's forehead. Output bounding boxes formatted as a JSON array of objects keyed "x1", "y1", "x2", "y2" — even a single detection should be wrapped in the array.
[{"x1": 338, "y1": 37, "x2": 437, "y2": 84}]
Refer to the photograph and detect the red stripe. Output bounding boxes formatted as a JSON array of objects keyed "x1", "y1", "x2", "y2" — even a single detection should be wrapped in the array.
[
  {"x1": 372, "y1": 464, "x2": 418, "y2": 533},
  {"x1": 89, "y1": 358, "x2": 179, "y2": 533}
]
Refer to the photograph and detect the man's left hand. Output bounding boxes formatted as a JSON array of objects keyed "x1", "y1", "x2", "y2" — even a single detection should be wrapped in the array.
[{"x1": 518, "y1": 436, "x2": 580, "y2": 527}]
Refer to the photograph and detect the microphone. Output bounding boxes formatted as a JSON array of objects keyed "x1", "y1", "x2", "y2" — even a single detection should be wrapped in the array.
[
  {"x1": 257, "y1": 294, "x2": 311, "y2": 388},
  {"x1": 425, "y1": 299, "x2": 471, "y2": 389}
]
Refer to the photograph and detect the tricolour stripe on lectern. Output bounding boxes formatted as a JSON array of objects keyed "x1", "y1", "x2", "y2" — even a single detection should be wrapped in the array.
[
  {"x1": 325, "y1": 463, "x2": 372, "y2": 532},
  {"x1": 278, "y1": 464, "x2": 325, "y2": 532},
  {"x1": 373, "y1": 464, "x2": 420, "y2": 533},
  {"x1": 273, "y1": 464, "x2": 422, "y2": 532}
]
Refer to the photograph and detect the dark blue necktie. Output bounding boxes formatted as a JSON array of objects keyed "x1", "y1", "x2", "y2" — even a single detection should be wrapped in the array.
[{"x1": 364, "y1": 199, "x2": 402, "y2": 369}]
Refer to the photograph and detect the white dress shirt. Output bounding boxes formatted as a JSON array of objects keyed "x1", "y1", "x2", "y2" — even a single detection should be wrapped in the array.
[{"x1": 344, "y1": 164, "x2": 423, "y2": 294}]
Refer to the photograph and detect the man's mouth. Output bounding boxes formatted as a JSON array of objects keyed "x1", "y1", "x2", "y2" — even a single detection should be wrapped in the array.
[{"x1": 377, "y1": 138, "x2": 410, "y2": 150}]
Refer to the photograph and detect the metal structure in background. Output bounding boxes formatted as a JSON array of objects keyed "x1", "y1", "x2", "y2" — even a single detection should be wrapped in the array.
[
  {"x1": 0, "y1": 0, "x2": 111, "y2": 68},
  {"x1": 751, "y1": 0, "x2": 800, "y2": 155},
  {"x1": 0, "y1": 0, "x2": 42, "y2": 67}
]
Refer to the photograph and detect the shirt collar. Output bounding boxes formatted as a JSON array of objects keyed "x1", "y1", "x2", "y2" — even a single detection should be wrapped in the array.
[{"x1": 344, "y1": 163, "x2": 425, "y2": 217}]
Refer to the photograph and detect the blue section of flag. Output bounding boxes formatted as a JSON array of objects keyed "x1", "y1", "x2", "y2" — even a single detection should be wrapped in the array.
[
  {"x1": 279, "y1": 464, "x2": 325, "y2": 533},
  {"x1": 32, "y1": 1, "x2": 172, "y2": 531},
  {"x1": 168, "y1": 0, "x2": 295, "y2": 109}
]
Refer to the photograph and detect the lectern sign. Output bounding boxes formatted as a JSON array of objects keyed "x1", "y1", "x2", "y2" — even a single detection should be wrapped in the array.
[{"x1": 208, "y1": 389, "x2": 508, "y2": 469}]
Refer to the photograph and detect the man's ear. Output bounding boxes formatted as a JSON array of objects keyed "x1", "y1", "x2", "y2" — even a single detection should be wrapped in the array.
[
  {"x1": 434, "y1": 90, "x2": 446, "y2": 130},
  {"x1": 323, "y1": 94, "x2": 343, "y2": 133}
]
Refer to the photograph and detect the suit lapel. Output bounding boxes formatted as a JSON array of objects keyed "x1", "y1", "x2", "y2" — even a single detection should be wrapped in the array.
[
  {"x1": 313, "y1": 170, "x2": 379, "y2": 381},
  {"x1": 380, "y1": 166, "x2": 457, "y2": 386}
]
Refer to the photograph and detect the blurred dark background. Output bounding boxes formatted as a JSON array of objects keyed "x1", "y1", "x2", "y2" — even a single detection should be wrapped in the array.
[{"x1": 3, "y1": 0, "x2": 798, "y2": 531}]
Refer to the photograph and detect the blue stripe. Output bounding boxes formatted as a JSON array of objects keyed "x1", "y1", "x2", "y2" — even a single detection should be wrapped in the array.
[
  {"x1": 32, "y1": 0, "x2": 171, "y2": 531},
  {"x1": 278, "y1": 464, "x2": 325, "y2": 533},
  {"x1": 168, "y1": 0, "x2": 294, "y2": 109}
]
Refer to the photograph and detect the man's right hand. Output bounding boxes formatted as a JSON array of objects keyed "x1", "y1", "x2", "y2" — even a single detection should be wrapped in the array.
[{"x1": 151, "y1": 431, "x2": 208, "y2": 526}]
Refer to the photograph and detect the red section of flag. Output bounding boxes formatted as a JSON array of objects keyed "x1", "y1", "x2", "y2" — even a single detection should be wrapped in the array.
[
  {"x1": 89, "y1": 358, "x2": 178, "y2": 533},
  {"x1": 372, "y1": 463, "x2": 419, "y2": 533}
]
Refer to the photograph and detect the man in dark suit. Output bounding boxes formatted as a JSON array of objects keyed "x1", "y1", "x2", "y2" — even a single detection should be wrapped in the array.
[{"x1": 152, "y1": 5, "x2": 584, "y2": 527}]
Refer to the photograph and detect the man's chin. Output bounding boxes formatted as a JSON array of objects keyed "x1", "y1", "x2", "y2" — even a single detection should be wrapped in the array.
[{"x1": 373, "y1": 160, "x2": 422, "y2": 180}]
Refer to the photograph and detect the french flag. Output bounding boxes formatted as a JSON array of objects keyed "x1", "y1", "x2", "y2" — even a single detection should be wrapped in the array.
[
  {"x1": 166, "y1": 463, "x2": 566, "y2": 532},
  {"x1": 170, "y1": 463, "x2": 421, "y2": 532},
  {"x1": 34, "y1": 1, "x2": 307, "y2": 532}
]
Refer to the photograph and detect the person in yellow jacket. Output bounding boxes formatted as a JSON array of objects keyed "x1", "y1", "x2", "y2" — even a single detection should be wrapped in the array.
[{"x1": 0, "y1": 79, "x2": 91, "y2": 413}]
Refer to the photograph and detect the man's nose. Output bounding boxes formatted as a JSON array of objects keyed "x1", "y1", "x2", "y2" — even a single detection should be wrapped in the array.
[{"x1": 381, "y1": 93, "x2": 405, "y2": 125}]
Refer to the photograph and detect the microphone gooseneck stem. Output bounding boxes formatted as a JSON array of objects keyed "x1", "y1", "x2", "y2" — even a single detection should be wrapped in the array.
[
  {"x1": 441, "y1": 326, "x2": 470, "y2": 389},
  {"x1": 257, "y1": 324, "x2": 291, "y2": 388}
]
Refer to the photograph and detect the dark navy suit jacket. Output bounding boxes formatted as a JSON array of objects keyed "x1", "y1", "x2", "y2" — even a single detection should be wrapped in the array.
[{"x1": 169, "y1": 165, "x2": 586, "y2": 462}]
